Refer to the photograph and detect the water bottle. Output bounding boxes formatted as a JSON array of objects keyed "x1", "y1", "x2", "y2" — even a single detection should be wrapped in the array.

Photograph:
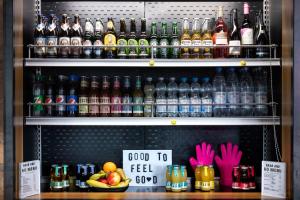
[
  {"x1": 240, "y1": 67, "x2": 254, "y2": 116},
  {"x1": 201, "y1": 77, "x2": 213, "y2": 117},
  {"x1": 144, "y1": 77, "x2": 155, "y2": 117},
  {"x1": 178, "y1": 77, "x2": 190, "y2": 117},
  {"x1": 167, "y1": 77, "x2": 178, "y2": 117},
  {"x1": 254, "y1": 67, "x2": 268, "y2": 116},
  {"x1": 213, "y1": 68, "x2": 227, "y2": 117},
  {"x1": 156, "y1": 77, "x2": 167, "y2": 117},
  {"x1": 226, "y1": 68, "x2": 240, "y2": 116},
  {"x1": 190, "y1": 77, "x2": 201, "y2": 117}
]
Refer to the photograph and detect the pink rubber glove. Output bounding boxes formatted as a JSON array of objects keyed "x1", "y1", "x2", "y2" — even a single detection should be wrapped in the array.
[
  {"x1": 215, "y1": 142, "x2": 242, "y2": 187},
  {"x1": 189, "y1": 142, "x2": 215, "y2": 170}
]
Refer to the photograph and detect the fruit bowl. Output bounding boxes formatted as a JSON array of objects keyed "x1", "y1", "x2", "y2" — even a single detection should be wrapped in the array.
[{"x1": 89, "y1": 185, "x2": 129, "y2": 192}]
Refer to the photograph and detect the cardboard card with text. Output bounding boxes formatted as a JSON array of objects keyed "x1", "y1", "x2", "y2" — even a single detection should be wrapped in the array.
[
  {"x1": 19, "y1": 160, "x2": 40, "y2": 199},
  {"x1": 123, "y1": 150, "x2": 172, "y2": 186}
]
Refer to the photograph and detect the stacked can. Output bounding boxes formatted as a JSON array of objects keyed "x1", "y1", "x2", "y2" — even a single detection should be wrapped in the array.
[
  {"x1": 165, "y1": 165, "x2": 188, "y2": 192},
  {"x1": 76, "y1": 163, "x2": 96, "y2": 191},
  {"x1": 194, "y1": 165, "x2": 215, "y2": 191},
  {"x1": 232, "y1": 165, "x2": 256, "y2": 190},
  {"x1": 50, "y1": 164, "x2": 70, "y2": 192}
]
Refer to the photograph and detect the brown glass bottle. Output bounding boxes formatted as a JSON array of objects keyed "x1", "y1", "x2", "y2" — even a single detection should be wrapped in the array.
[
  {"x1": 89, "y1": 76, "x2": 100, "y2": 117},
  {"x1": 100, "y1": 76, "x2": 111, "y2": 117},
  {"x1": 78, "y1": 76, "x2": 89, "y2": 117},
  {"x1": 111, "y1": 76, "x2": 122, "y2": 117}
]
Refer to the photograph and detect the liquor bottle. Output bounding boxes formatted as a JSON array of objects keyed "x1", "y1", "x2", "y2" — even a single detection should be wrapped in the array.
[
  {"x1": 78, "y1": 76, "x2": 90, "y2": 117},
  {"x1": 241, "y1": 2, "x2": 254, "y2": 58},
  {"x1": 117, "y1": 18, "x2": 128, "y2": 59},
  {"x1": 34, "y1": 14, "x2": 46, "y2": 58},
  {"x1": 93, "y1": 18, "x2": 104, "y2": 58},
  {"x1": 133, "y1": 76, "x2": 144, "y2": 117},
  {"x1": 229, "y1": 9, "x2": 241, "y2": 58},
  {"x1": 170, "y1": 22, "x2": 180, "y2": 59},
  {"x1": 122, "y1": 76, "x2": 132, "y2": 117},
  {"x1": 159, "y1": 22, "x2": 169, "y2": 59},
  {"x1": 201, "y1": 18, "x2": 213, "y2": 58},
  {"x1": 70, "y1": 14, "x2": 83, "y2": 58},
  {"x1": 255, "y1": 10, "x2": 270, "y2": 58},
  {"x1": 149, "y1": 22, "x2": 158, "y2": 58},
  {"x1": 139, "y1": 18, "x2": 149, "y2": 58},
  {"x1": 45, "y1": 14, "x2": 58, "y2": 58},
  {"x1": 104, "y1": 18, "x2": 117, "y2": 58},
  {"x1": 181, "y1": 18, "x2": 192, "y2": 58},
  {"x1": 111, "y1": 76, "x2": 122, "y2": 117},
  {"x1": 89, "y1": 76, "x2": 100, "y2": 117},
  {"x1": 83, "y1": 18, "x2": 94, "y2": 58},
  {"x1": 213, "y1": 6, "x2": 229, "y2": 58},
  {"x1": 191, "y1": 18, "x2": 201, "y2": 59},
  {"x1": 128, "y1": 18, "x2": 138, "y2": 58},
  {"x1": 100, "y1": 76, "x2": 111, "y2": 117},
  {"x1": 58, "y1": 14, "x2": 71, "y2": 58}
]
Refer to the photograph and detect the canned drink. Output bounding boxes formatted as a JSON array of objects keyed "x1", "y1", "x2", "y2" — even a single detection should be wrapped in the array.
[
  {"x1": 76, "y1": 164, "x2": 82, "y2": 187},
  {"x1": 208, "y1": 165, "x2": 215, "y2": 190},
  {"x1": 194, "y1": 165, "x2": 202, "y2": 190},
  {"x1": 248, "y1": 166, "x2": 256, "y2": 189},
  {"x1": 171, "y1": 165, "x2": 181, "y2": 192},
  {"x1": 200, "y1": 166, "x2": 210, "y2": 191},
  {"x1": 180, "y1": 165, "x2": 188, "y2": 191},
  {"x1": 79, "y1": 165, "x2": 89, "y2": 190},
  {"x1": 165, "y1": 165, "x2": 172, "y2": 191},
  {"x1": 53, "y1": 166, "x2": 63, "y2": 192},
  {"x1": 62, "y1": 164, "x2": 70, "y2": 191},
  {"x1": 232, "y1": 166, "x2": 240, "y2": 189},
  {"x1": 240, "y1": 166, "x2": 249, "y2": 190},
  {"x1": 50, "y1": 164, "x2": 58, "y2": 190},
  {"x1": 88, "y1": 164, "x2": 95, "y2": 176}
]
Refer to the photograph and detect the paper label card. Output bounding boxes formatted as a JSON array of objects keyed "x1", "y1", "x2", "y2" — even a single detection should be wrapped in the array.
[
  {"x1": 123, "y1": 150, "x2": 172, "y2": 186},
  {"x1": 19, "y1": 160, "x2": 40, "y2": 199},
  {"x1": 261, "y1": 161, "x2": 286, "y2": 198}
]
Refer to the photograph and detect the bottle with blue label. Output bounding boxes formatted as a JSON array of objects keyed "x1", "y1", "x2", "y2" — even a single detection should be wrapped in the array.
[
  {"x1": 67, "y1": 74, "x2": 79, "y2": 117},
  {"x1": 201, "y1": 77, "x2": 213, "y2": 117},
  {"x1": 178, "y1": 77, "x2": 190, "y2": 117}
]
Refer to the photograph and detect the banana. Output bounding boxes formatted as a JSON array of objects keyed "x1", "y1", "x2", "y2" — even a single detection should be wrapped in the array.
[
  {"x1": 86, "y1": 180, "x2": 109, "y2": 188},
  {"x1": 89, "y1": 173, "x2": 102, "y2": 181},
  {"x1": 110, "y1": 179, "x2": 131, "y2": 188},
  {"x1": 116, "y1": 168, "x2": 127, "y2": 181}
]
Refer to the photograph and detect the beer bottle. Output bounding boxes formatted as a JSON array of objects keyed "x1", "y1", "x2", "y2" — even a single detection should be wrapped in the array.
[
  {"x1": 111, "y1": 76, "x2": 122, "y2": 117},
  {"x1": 149, "y1": 22, "x2": 158, "y2": 58},
  {"x1": 56, "y1": 75, "x2": 68, "y2": 117},
  {"x1": 170, "y1": 22, "x2": 180, "y2": 59},
  {"x1": 67, "y1": 75, "x2": 79, "y2": 117},
  {"x1": 104, "y1": 18, "x2": 117, "y2": 58},
  {"x1": 94, "y1": 18, "x2": 104, "y2": 58},
  {"x1": 139, "y1": 18, "x2": 149, "y2": 58},
  {"x1": 100, "y1": 76, "x2": 111, "y2": 117},
  {"x1": 159, "y1": 22, "x2": 169, "y2": 59},
  {"x1": 78, "y1": 76, "x2": 89, "y2": 117},
  {"x1": 201, "y1": 18, "x2": 213, "y2": 58},
  {"x1": 83, "y1": 18, "x2": 94, "y2": 58},
  {"x1": 45, "y1": 75, "x2": 55, "y2": 116},
  {"x1": 122, "y1": 76, "x2": 132, "y2": 117},
  {"x1": 34, "y1": 14, "x2": 46, "y2": 58},
  {"x1": 46, "y1": 14, "x2": 58, "y2": 58},
  {"x1": 117, "y1": 18, "x2": 128, "y2": 59},
  {"x1": 32, "y1": 71, "x2": 44, "y2": 116},
  {"x1": 58, "y1": 14, "x2": 71, "y2": 58},
  {"x1": 180, "y1": 18, "x2": 192, "y2": 58},
  {"x1": 128, "y1": 18, "x2": 138, "y2": 58},
  {"x1": 89, "y1": 76, "x2": 100, "y2": 117},
  {"x1": 191, "y1": 18, "x2": 201, "y2": 59},
  {"x1": 70, "y1": 14, "x2": 83, "y2": 58},
  {"x1": 133, "y1": 76, "x2": 144, "y2": 117}
]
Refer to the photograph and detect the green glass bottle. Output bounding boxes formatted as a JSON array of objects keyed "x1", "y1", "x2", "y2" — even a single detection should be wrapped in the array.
[
  {"x1": 117, "y1": 18, "x2": 128, "y2": 59},
  {"x1": 128, "y1": 18, "x2": 138, "y2": 59},
  {"x1": 170, "y1": 22, "x2": 180, "y2": 58},
  {"x1": 159, "y1": 22, "x2": 169, "y2": 58},
  {"x1": 149, "y1": 22, "x2": 158, "y2": 58},
  {"x1": 139, "y1": 18, "x2": 149, "y2": 58}
]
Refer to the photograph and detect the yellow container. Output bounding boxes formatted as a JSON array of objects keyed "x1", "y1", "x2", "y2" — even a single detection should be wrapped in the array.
[
  {"x1": 194, "y1": 165, "x2": 202, "y2": 190},
  {"x1": 200, "y1": 166, "x2": 210, "y2": 191},
  {"x1": 171, "y1": 165, "x2": 181, "y2": 192}
]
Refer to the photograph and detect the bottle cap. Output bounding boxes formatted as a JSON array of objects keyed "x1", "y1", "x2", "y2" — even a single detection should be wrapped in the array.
[
  {"x1": 244, "y1": 2, "x2": 250, "y2": 15},
  {"x1": 180, "y1": 77, "x2": 188, "y2": 82},
  {"x1": 202, "y1": 76, "x2": 210, "y2": 82},
  {"x1": 69, "y1": 74, "x2": 80, "y2": 82},
  {"x1": 216, "y1": 67, "x2": 223, "y2": 73},
  {"x1": 192, "y1": 77, "x2": 199, "y2": 82}
]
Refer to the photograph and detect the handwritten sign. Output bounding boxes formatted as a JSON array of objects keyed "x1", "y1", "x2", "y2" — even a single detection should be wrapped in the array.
[
  {"x1": 123, "y1": 150, "x2": 172, "y2": 186},
  {"x1": 19, "y1": 160, "x2": 40, "y2": 199},
  {"x1": 261, "y1": 161, "x2": 286, "y2": 198}
]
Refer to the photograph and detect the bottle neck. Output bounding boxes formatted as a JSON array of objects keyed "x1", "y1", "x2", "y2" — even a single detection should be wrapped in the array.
[{"x1": 151, "y1": 24, "x2": 157, "y2": 37}]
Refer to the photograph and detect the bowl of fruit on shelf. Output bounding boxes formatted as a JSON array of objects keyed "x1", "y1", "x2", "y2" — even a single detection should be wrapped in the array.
[{"x1": 86, "y1": 162, "x2": 131, "y2": 192}]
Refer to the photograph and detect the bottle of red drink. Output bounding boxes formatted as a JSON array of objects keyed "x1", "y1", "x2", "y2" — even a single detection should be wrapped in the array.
[
  {"x1": 100, "y1": 76, "x2": 110, "y2": 117},
  {"x1": 111, "y1": 76, "x2": 122, "y2": 117}
]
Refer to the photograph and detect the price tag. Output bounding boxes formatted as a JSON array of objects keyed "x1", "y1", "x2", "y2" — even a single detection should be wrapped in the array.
[
  {"x1": 149, "y1": 59, "x2": 155, "y2": 67},
  {"x1": 171, "y1": 119, "x2": 177, "y2": 125},
  {"x1": 19, "y1": 160, "x2": 40, "y2": 199},
  {"x1": 261, "y1": 161, "x2": 286, "y2": 198},
  {"x1": 240, "y1": 60, "x2": 247, "y2": 66}
]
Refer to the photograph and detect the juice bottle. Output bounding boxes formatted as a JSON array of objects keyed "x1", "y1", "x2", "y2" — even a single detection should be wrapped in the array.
[
  {"x1": 165, "y1": 165, "x2": 172, "y2": 191},
  {"x1": 180, "y1": 165, "x2": 188, "y2": 191},
  {"x1": 200, "y1": 166, "x2": 210, "y2": 191},
  {"x1": 171, "y1": 165, "x2": 181, "y2": 192},
  {"x1": 194, "y1": 165, "x2": 202, "y2": 190},
  {"x1": 209, "y1": 165, "x2": 215, "y2": 190}
]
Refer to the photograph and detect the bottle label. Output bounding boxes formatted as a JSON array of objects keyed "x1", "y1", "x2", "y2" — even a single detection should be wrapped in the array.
[
  {"x1": 201, "y1": 181, "x2": 210, "y2": 191},
  {"x1": 56, "y1": 95, "x2": 66, "y2": 111},
  {"x1": 181, "y1": 40, "x2": 191, "y2": 54},
  {"x1": 181, "y1": 181, "x2": 188, "y2": 189},
  {"x1": 83, "y1": 39, "x2": 92, "y2": 57},
  {"x1": 122, "y1": 96, "x2": 132, "y2": 114},
  {"x1": 62, "y1": 180, "x2": 70, "y2": 188},
  {"x1": 215, "y1": 31, "x2": 228, "y2": 45},
  {"x1": 100, "y1": 97, "x2": 110, "y2": 114},
  {"x1": 144, "y1": 98, "x2": 154, "y2": 115},
  {"x1": 33, "y1": 95, "x2": 44, "y2": 112},
  {"x1": 159, "y1": 39, "x2": 168, "y2": 58},
  {"x1": 34, "y1": 37, "x2": 46, "y2": 56},
  {"x1": 213, "y1": 92, "x2": 226, "y2": 108},
  {"x1": 128, "y1": 39, "x2": 138, "y2": 57},
  {"x1": 67, "y1": 95, "x2": 78, "y2": 112},
  {"x1": 201, "y1": 98, "x2": 213, "y2": 113},
  {"x1": 139, "y1": 39, "x2": 149, "y2": 57},
  {"x1": 156, "y1": 98, "x2": 167, "y2": 113},
  {"x1": 53, "y1": 181, "x2": 63, "y2": 189},
  {"x1": 171, "y1": 39, "x2": 180, "y2": 58},
  {"x1": 229, "y1": 40, "x2": 241, "y2": 55},
  {"x1": 210, "y1": 180, "x2": 215, "y2": 190},
  {"x1": 117, "y1": 38, "x2": 128, "y2": 57},
  {"x1": 190, "y1": 97, "x2": 201, "y2": 113},
  {"x1": 256, "y1": 47, "x2": 269, "y2": 58},
  {"x1": 241, "y1": 28, "x2": 254, "y2": 44},
  {"x1": 133, "y1": 97, "x2": 143, "y2": 114},
  {"x1": 93, "y1": 39, "x2": 104, "y2": 57},
  {"x1": 89, "y1": 96, "x2": 99, "y2": 114},
  {"x1": 195, "y1": 181, "x2": 201, "y2": 190},
  {"x1": 166, "y1": 181, "x2": 172, "y2": 189},
  {"x1": 179, "y1": 98, "x2": 190, "y2": 113},
  {"x1": 59, "y1": 37, "x2": 70, "y2": 57},
  {"x1": 227, "y1": 91, "x2": 240, "y2": 108},
  {"x1": 79, "y1": 181, "x2": 89, "y2": 189},
  {"x1": 79, "y1": 96, "x2": 89, "y2": 114},
  {"x1": 241, "y1": 92, "x2": 254, "y2": 109},
  {"x1": 202, "y1": 40, "x2": 213, "y2": 57},
  {"x1": 71, "y1": 37, "x2": 82, "y2": 57},
  {"x1": 167, "y1": 98, "x2": 178, "y2": 114},
  {"x1": 192, "y1": 40, "x2": 201, "y2": 54},
  {"x1": 150, "y1": 39, "x2": 158, "y2": 58},
  {"x1": 46, "y1": 36, "x2": 58, "y2": 56},
  {"x1": 255, "y1": 92, "x2": 267, "y2": 108},
  {"x1": 45, "y1": 95, "x2": 53, "y2": 104},
  {"x1": 104, "y1": 34, "x2": 116, "y2": 51},
  {"x1": 111, "y1": 97, "x2": 122, "y2": 114},
  {"x1": 171, "y1": 182, "x2": 181, "y2": 191}
]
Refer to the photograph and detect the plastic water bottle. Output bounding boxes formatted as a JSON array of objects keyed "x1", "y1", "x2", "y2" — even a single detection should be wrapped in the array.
[
  {"x1": 156, "y1": 77, "x2": 167, "y2": 117},
  {"x1": 254, "y1": 67, "x2": 268, "y2": 116},
  {"x1": 240, "y1": 67, "x2": 254, "y2": 116},
  {"x1": 144, "y1": 77, "x2": 155, "y2": 117},
  {"x1": 167, "y1": 77, "x2": 178, "y2": 117},
  {"x1": 178, "y1": 77, "x2": 190, "y2": 117},
  {"x1": 226, "y1": 68, "x2": 240, "y2": 116},
  {"x1": 201, "y1": 77, "x2": 213, "y2": 117},
  {"x1": 213, "y1": 68, "x2": 227, "y2": 117},
  {"x1": 190, "y1": 77, "x2": 201, "y2": 117}
]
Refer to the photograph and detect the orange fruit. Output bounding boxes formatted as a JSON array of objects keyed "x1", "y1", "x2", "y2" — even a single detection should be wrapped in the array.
[{"x1": 103, "y1": 162, "x2": 117, "y2": 173}]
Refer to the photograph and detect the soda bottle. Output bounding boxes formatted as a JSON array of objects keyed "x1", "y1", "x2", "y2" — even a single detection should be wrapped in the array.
[
  {"x1": 78, "y1": 76, "x2": 89, "y2": 117},
  {"x1": 254, "y1": 67, "x2": 268, "y2": 116},
  {"x1": 56, "y1": 75, "x2": 68, "y2": 117},
  {"x1": 213, "y1": 68, "x2": 227, "y2": 117},
  {"x1": 100, "y1": 76, "x2": 111, "y2": 117},
  {"x1": 201, "y1": 77, "x2": 213, "y2": 117},
  {"x1": 226, "y1": 68, "x2": 240, "y2": 116},
  {"x1": 122, "y1": 76, "x2": 132, "y2": 117},
  {"x1": 133, "y1": 76, "x2": 144, "y2": 117},
  {"x1": 67, "y1": 74, "x2": 80, "y2": 117},
  {"x1": 45, "y1": 75, "x2": 55, "y2": 116},
  {"x1": 34, "y1": 14, "x2": 46, "y2": 58},
  {"x1": 32, "y1": 71, "x2": 44, "y2": 116},
  {"x1": 155, "y1": 77, "x2": 167, "y2": 117},
  {"x1": 240, "y1": 67, "x2": 254, "y2": 116},
  {"x1": 111, "y1": 76, "x2": 122, "y2": 117},
  {"x1": 144, "y1": 77, "x2": 155, "y2": 117},
  {"x1": 167, "y1": 77, "x2": 178, "y2": 117},
  {"x1": 178, "y1": 77, "x2": 190, "y2": 117},
  {"x1": 190, "y1": 77, "x2": 201, "y2": 117},
  {"x1": 89, "y1": 76, "x2": 100, "y2": 117}
]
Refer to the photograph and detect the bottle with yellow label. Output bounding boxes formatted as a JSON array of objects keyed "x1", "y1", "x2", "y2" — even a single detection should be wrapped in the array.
[
  {"x1": 209, "y1": 165, "x2": 215, "y2": 190},
  {"x1": 171, "y1": 165, "x2": 181, "y2": 192},
  {"x1": 194, "y1": 165, "x2": 202, "y2": 190},
  {"x1": 165, "y1": 165, "x2": 172, "y2": 191},
  {"x1": 104, "y1": 17, "x2": 117, "y2": 58},
  {"x1": 191, "y1": 18, "x2": 201, "y2": 59},
  {"x1": 180, "y1": 165, "x2": 188, "y2": 191},
  {"x1": 200, "y1": 166, "x2": 210, "y2": 191},
  {"x1": 180, "y1": 18, "x2": 191, "y2": 59}
]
